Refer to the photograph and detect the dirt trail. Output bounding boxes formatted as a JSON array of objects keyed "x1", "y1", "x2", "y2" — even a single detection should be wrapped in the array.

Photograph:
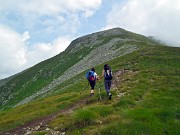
[{"x1": 2, "y1": 98, "x2": 87, "y2": 135}]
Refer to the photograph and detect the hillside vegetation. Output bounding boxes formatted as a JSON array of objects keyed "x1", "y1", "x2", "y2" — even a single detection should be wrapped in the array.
[
  {"x1": 0, "y1": 28, "x2": 179, "y2": 134},
  {"x1": 0, "y1": 28, "x2": 153, "y2": 110}
]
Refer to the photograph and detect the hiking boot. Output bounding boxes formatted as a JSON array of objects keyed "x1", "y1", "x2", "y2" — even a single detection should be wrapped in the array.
[
  {"x1": 108, "y1": 93, "x2": 112, "y2": 100},
  {"x1": 90, "y1": 90, "x2": 94, "y2": 97}
]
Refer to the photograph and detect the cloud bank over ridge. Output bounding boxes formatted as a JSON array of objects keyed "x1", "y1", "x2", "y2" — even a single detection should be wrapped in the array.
[{"x1": 105, "y1": 0, "x2": 180, "y2": 46}]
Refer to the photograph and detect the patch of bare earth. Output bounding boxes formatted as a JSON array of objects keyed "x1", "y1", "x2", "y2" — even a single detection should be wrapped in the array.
[
  {"x1": 2, "y1": 98, "x2": 87, "y2": 135},
  {"x1": 112, "y1": 69, "x2": 138, "y2": 99}
]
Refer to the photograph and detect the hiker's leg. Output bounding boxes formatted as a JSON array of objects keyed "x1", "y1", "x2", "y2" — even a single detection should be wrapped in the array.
[
  {"x1": 104, "y1": 80, "x2": 110, "y2": 94},
  {"x1": 107, "y1": 80, "x2": 112, "y2": 99},
  {"x1": 89, "y1": 81, "x2": 93, "y2": 89},
  {"x1": 108, "y1": 81, "x2": 111, "y2": 91},
  {"x1": 90, "y1": 81, "x2": 95, "y2": 96},
  {"x1": 91, "y1": 81, "x2": 95, "y2": 94},
  {"x1": 91, "y1": 81, "x2": 95, "y2": 90}
]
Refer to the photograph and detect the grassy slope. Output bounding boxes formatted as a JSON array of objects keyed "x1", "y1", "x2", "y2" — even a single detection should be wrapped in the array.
[
  {"x1": 0, "y1": 27, "x2": 149, "y2": 110},
  {"x1": 0, "y1": 44, "x2": 179, "y2": 134},
  {"x1": 0, "y1": 46, "x2": 92, "y2": 109}
]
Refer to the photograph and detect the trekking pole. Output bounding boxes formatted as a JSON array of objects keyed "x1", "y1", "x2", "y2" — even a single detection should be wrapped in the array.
[
  {"x1": 82, "y1": 81, "x2": 89, "y2": 90},
  {"x1": 80, "y1": 81, "x2": 89, "y2": 95},
  {"x1": 98, "y1": 81, "x2": 102, "y2": 101}
]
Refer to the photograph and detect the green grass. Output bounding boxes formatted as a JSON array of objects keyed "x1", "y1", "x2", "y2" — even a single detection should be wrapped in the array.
[
  {"x1": 0, "y1": 44, "x2": 179, "y2": 134},
  {"x1": 33, "y1": 131, "x2": 48, "y2": 135},
  {"x1": 95, "y1": 45, "x2": 180, "y2": 135},
  {"x1": 0, "y1": 91, "x2": 87, "y2": 132},
  {"x1": 0, "y1": 46, "x2": 92, "y2": 109}
]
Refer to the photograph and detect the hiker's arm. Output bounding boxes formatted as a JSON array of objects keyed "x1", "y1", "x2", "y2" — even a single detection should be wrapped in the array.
[
  {"x1": 99, "y1": 70, "x2": 104, "y2": 80},
  {"x1": 95, "y1": 73, "x2": 99, "y2": 80},
  {"x1": 102, "y1": 70, "x2": 104, "y2": 78}
]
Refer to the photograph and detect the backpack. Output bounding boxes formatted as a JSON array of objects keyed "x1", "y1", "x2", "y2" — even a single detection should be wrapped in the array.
[
  {"x1": 104, "y1": 66, "x2": 113, "y2": 80},
  {"x1": 86, "y1": 70, "x2": 96, "y2": 81}
]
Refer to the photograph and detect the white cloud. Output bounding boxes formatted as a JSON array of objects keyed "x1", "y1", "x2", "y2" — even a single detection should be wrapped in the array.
[
  {"x1": 26, "y1": 37, "x2": 71, "y2": 67},
  {"x1": 0, "y1": 25, "x2": 27, "y2": 79},
  {"x1": 0, "y1": 0, "x2": 102, "y2": 37},
  {"x1": 22, "y1": 31, "x2": 30, "y2": 42},
  {"x1": 0, "y1": 0, "x2": 102, "y2": 18},
  {"x1": 0, "y1": 0, "x2": 102, "y2": 79},
  {"x1": 105, "y1": 0, "x2": 180, "y2": 46},
  {"x1": 0, "y1": 24, "x2": 71, "y2": 79}
]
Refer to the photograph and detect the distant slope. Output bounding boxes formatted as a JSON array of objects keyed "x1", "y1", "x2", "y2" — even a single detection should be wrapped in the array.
[
  {"x1": 0, "y1": 78, "x2": 11, "y2": 87},
  {"x1": 0, "y1": 69, "x2": 28, "y2": 87},
  {"x1": 0, "y1": 27, "x2": 161, "y2": 110}
]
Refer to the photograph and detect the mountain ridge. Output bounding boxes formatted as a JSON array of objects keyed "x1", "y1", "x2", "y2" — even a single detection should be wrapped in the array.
[{"x1": 1, "y1": 27, "x2": 153, "y2": 110}]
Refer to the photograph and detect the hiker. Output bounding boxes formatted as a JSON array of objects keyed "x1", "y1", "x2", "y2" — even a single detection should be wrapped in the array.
[
  {"x1": 100, "y1": 64, "x2": 113, "y2": 99},
  {"x1": 86, "y1": 68, "x2": 98, "y2": 96}
]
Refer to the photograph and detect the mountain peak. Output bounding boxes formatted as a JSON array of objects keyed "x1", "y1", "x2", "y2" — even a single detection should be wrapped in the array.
[{"x1": 66, "y1": 27, "x2": 126, "y2": 51}]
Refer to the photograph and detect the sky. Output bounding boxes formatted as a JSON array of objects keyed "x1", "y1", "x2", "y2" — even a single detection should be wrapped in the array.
[{"x1": 0, "y1": 0, "x2": 180, "y2": 79}]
